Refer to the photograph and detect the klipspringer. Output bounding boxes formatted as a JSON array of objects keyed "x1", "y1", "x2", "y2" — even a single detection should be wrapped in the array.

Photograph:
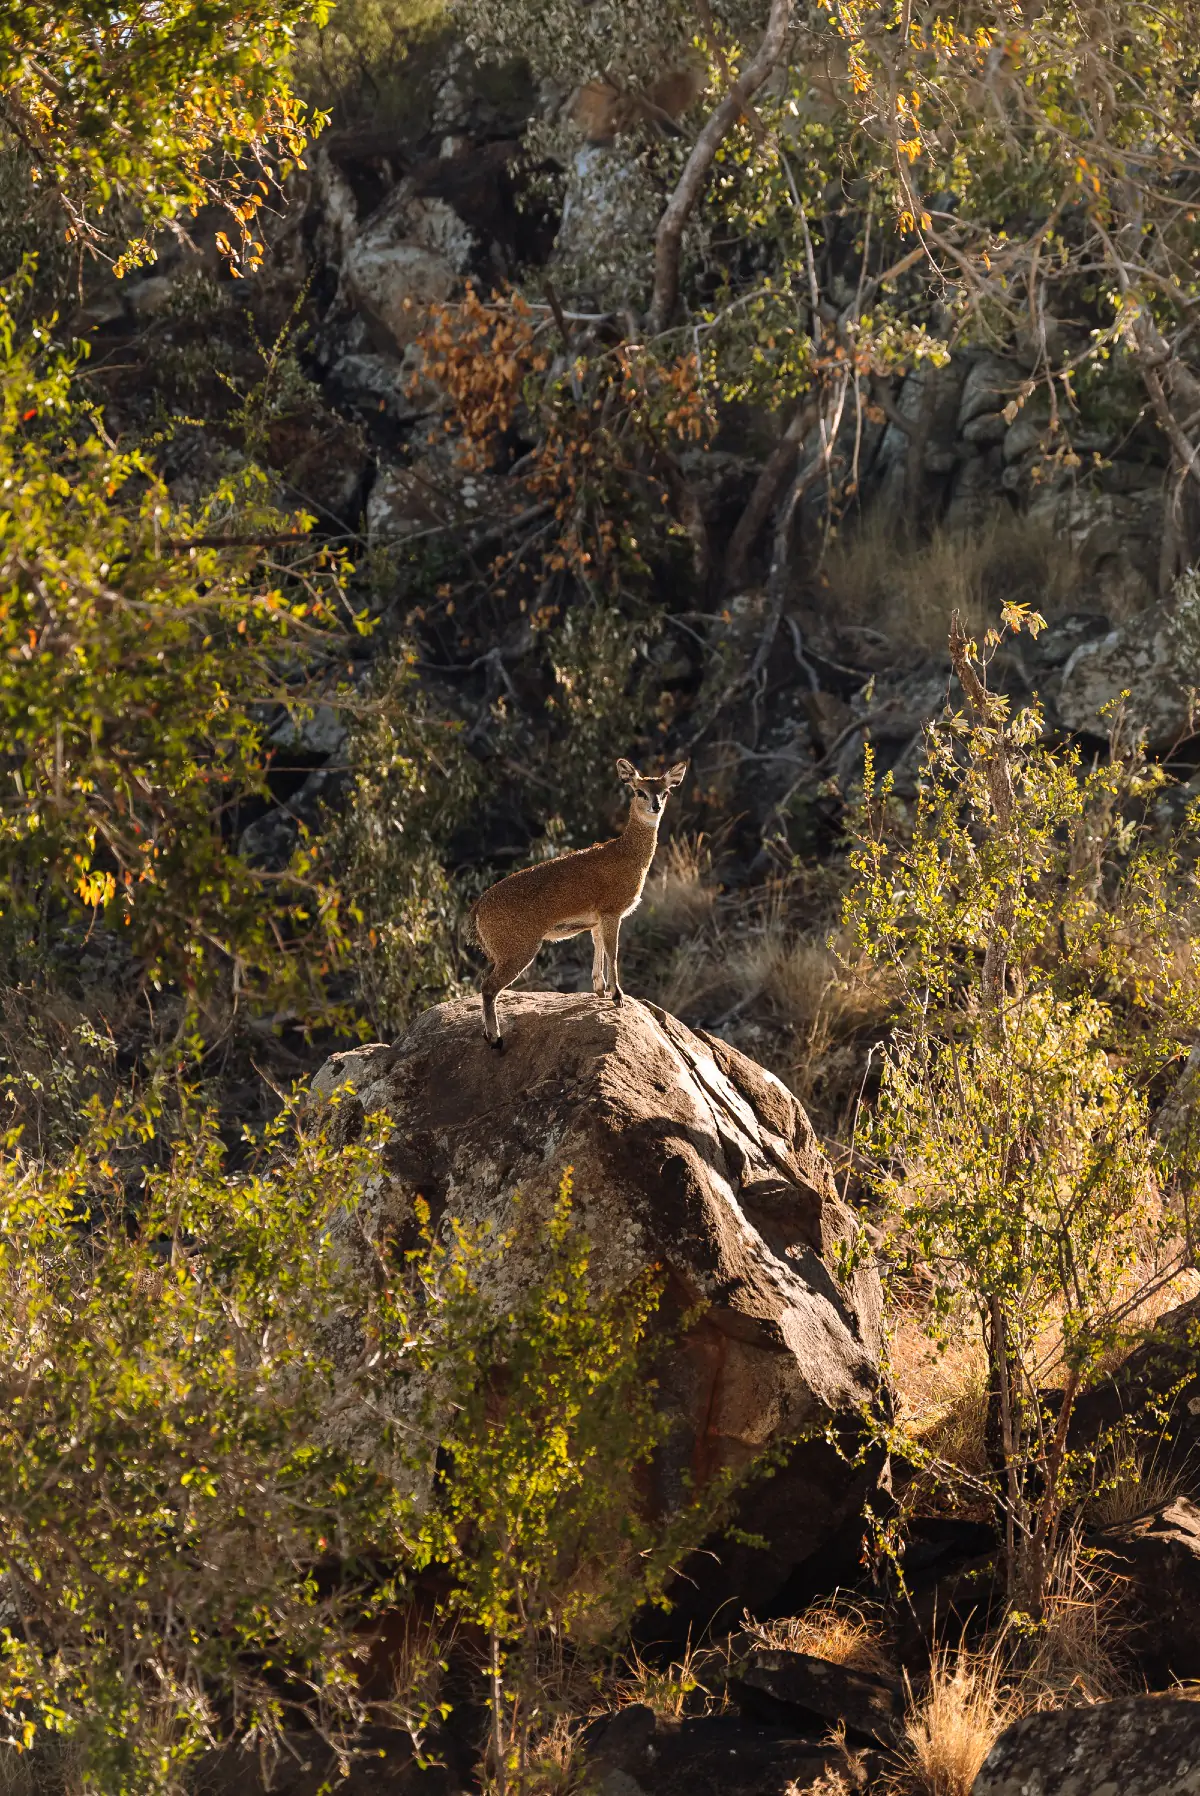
[{"x1": 468, "y1": 757, "x2": 688, "y2": 1048}]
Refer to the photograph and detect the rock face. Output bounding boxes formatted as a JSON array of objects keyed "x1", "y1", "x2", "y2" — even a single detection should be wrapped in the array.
[
  {"x1": 310, "y1": 992, "x2": 885, "y2": 1620},
  {"x1": 972, "y1": 1695, "x2": 1200, "y2": 1796},
  {"x1": 1056, "y1": 581, "x2": 1200, "y2": 748},
  {"x1": 1098, "y1": 1499, "x2": 1200, "y2": 1685},
  {"x1": 582, "y1": 1705, "x2": 869, "y2": 1796},
  {"x1": 339, "y1": 182, "x2": 476, "y2": 354}
]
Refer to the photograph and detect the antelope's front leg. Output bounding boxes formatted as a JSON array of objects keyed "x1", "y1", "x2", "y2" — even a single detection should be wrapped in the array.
[{"x1": 600, "y1": 914, "x2": 623, "y2": 1004}]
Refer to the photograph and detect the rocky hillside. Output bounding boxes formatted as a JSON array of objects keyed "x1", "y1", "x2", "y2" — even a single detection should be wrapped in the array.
[{"x1": 6, "y1": 5, "x2": 1200, "y2": 1793}]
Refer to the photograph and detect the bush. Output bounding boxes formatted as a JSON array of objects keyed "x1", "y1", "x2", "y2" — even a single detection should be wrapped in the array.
[
  {"x1": 328, "y1": 651, "x2": 478, "y2": 1037},
  {"x1": 0, "y1": 1100, "x2": 731, "y2": 1794},
  {"x1": 846, "y1": 607, "x2": 1200, "y2": 1621},
  {"x1": 0, "y1": 279, "x2": 356, "y2": 1014}
]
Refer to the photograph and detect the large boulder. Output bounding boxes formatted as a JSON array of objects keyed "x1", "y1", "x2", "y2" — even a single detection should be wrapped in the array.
[
  {"x1": 1097, "y1": 1499, "x2": 1200, "y2": 1685},
  {"x1": 1056, "y1": 581, "x2": 1200, "y2": 748},
  {"x1": 310, "y1": 992, "x2": 886, "y2": 1621},
  {"x1": 972, "y1": 1695, "x2": 1200, "y2": 1796},
  {"x1": 339, "y1": 181, "x2": 475, "y2": 354}
]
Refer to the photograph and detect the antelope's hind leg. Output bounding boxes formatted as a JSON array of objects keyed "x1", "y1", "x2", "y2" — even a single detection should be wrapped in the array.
[
  {"x1": 481, "y1": 943, "x2": 540, "y2": 1050},
  {"x1": 590, "y1": 925, "x2": 607, "y2": 997}
]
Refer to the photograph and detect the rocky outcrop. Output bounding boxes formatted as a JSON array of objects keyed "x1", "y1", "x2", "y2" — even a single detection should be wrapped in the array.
[
  {"x1": 310, "y1": 992, "x2": 886, "y2": 1621},
  {"x1": 971, "y1": 1695, "x2": 1200, "y2": 1796},
  {"x1": 339, "y1": 181, "x2": 475, "y2": 354},
  {"x1": 1055, "y1": 579, "x2": 1200, "y2": 748},
  {"x1": 1098, "y1": 1499, "x2": 1200, "y2": 1685},
  {"x1": 582, "y1": 1704, "x2": 870, "y2": 1796}
]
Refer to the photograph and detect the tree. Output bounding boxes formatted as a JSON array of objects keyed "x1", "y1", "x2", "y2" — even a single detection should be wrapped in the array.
[
  {"x1": 0, "y1": 0, "x2": 328, "y2": 275},
  {"x1": 0, "y1": 280, "x2": 354, "y2": 1010},
  {"x1": 820, "y1": 0, "x2": 1200, "y2": 573},
  {"x1": 846, "y1": 608, "x2": 1199, "y2": 1621}
]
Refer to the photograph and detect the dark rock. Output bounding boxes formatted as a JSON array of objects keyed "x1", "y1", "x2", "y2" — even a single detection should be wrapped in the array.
[
  {"x1": 1068, "y1": 1295, "x2": 1200, "y2": 1494},
  {"x1": 957, "y1": 355, "x2": 1023, "y2": 431},
  {"x1": 327, "y1": 349, "x2": 434, "y2": 427},
  {"x1": 194, "y1": 1725, "x2": 463, "y2": 1794},
  {"x1": 1096, "y1": 1499, "x2": 1200, "y2": 1684},
  {"x1": 900, "y1": 1517, "x2": 998, "y2": 1577},
  {"x1": 309, "y1": 994, "x2": 886, "y2": 1625},
  {"x1": 971, "y1": 1694, "x2": 1200, "y2": 1795},
  {"x1": 831, "y1": 662, "x2": 952, "y2": 796},
  {"x1": 239, "y1": 768, "x2": 345, "y2": 870},
  {"x1": 583, "y1": 1705, "x2": 871, "y2": 1796},
  {"x1": 1024, "y1": 611, "x2": 1113, "y2": 676},
  {"x1": 894, "y1": 1552, "x2": 1003, "y2": 1671},
  {"x1": 730, "y1": 1649, "x2": 903, "y2": 1745}
]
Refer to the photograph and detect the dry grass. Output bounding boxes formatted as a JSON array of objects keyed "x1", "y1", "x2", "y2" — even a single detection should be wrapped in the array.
[
  {"x1": 1085, "y1": 1420, "x2": 1187, "y2": 1530},
  {"x1": 786, "y1": 1724, "x2": 872, "y2": 1793},
  {"x1": 1013, "y1": 1538, "x2": 1132, "y2": 1707},
  {"x1": 741, "y1": 1598, "x2": 894, "y2": 1677},
  {"x1": 641, "y1": 880, "x2": 893, "y2": 1126},
  {"x1": 612, "y1": 1633, "x2": 732, "y2": 1718},
  {"x1": 640, "y1": 833, "x2": 721, "y2": 938},
  {"x1": 888, "y1": 1646, "x2": 1017, "y2": 1796},
  {"x1": 819, "y1": 508, "x2": 1086, "y2": 658},
  {"x1": 511, "y1": 1713, "x2": 590, "y2": 1796},
  {"x1": 890, "y1": 1317, "x2": 991, "y2": 1507}
]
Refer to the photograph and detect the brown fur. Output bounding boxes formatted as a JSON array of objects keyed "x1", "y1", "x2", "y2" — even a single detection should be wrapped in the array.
[
  {"x1": 469, "y1": 758, "x2": 687, "y2": 1047},
  {"x1": 568, "y1": 63, "x2": 706, "y2": 144}
]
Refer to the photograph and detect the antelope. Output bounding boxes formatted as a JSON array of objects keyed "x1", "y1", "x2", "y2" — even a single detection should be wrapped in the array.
[{"x1": 468, "y1": 757, "x2": 688, "y2": 1049}]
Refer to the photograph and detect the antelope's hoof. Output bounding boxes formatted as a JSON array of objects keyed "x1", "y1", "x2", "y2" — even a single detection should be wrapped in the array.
[
  {"x1": 611, "y1": 987, "x2": 625, "y2": 1006},
  {"x1": 489, "y1": 1034, "x2": 505, "y2": 1054}
]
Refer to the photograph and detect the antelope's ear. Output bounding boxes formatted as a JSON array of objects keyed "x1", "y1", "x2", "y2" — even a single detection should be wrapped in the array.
[
  {"x1": 615, "y1": 757, "x2": 640, "y2": 784},
  {"x1": 664, "y1": 760, "x2": 689, "y2": 788}
]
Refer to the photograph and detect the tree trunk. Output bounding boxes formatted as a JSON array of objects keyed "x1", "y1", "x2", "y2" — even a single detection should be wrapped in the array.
[{"x1": 722, "y1": 399, "x2": 817, "y2": 592}]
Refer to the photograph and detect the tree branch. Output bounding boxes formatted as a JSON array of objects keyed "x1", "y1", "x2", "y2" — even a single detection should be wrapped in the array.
[
  {"x1": 647, "y1": 0, "x2": 794, "y2": 336},
  {"x1": 722, "y1": 399, "x2": 817, "y2": 592}
]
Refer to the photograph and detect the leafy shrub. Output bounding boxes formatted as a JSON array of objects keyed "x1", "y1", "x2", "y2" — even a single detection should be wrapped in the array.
[
  {"x1": 847, "y1": 608, "x2": 1200, "y2": 1620},
  {"x1": 291, "y1": 0, "x2": 451, "y2": 124},
  {"x1": 0, "y1": 0, "x2": 321, "y2": 275},
  {"x1": 327, "y1": 651, "x2": 478, "y2": 1037},
  {"x1": 0, "y1": 1100, "x2": 731, "y2": 1794},
  {"x1": 0, "y1": 280, "x2": 356, "y2": 1013}
]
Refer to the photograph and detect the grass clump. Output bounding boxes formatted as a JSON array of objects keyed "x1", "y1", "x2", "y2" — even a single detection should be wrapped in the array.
[{"x1": 889, "y1": 1647, "x2": 1017, "y2": 1796}]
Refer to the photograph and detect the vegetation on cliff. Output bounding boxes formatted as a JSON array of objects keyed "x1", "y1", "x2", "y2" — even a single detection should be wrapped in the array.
[{"x1": 3, "y1": 0, "x2": 1200, "y2": 1788}]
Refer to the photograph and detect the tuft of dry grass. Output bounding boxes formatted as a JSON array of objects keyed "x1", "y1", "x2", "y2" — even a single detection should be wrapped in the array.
[
  {"x1": 640, "y1": 833, "x2": 720, "y2": 938},
  {"x1": 819, "y1": 508, "x2": 1087, "y2": 658},
  {"x1": 612, "y1": 1633, "x2": 731, "y2": 1719},
  {"x1": 786, "y1": 1723, "x2": 872, "y2": 1792},
  {"x1": 513, "y1": 1712, "x2": 591, "y2": 1796},
  {"x1": 1085, "y1": 1420, "x2": 1187, "y2": 1530},
  {"x1": 1012, "y1": 1537, "x2": 1132, "y2": 1707},
  {"x1": 742, "y1": 1598, "x2": 893, "y2": 1678},
  {"x1": 888, "y1": 1646, "x2": 1017, "y2": 1796}
]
